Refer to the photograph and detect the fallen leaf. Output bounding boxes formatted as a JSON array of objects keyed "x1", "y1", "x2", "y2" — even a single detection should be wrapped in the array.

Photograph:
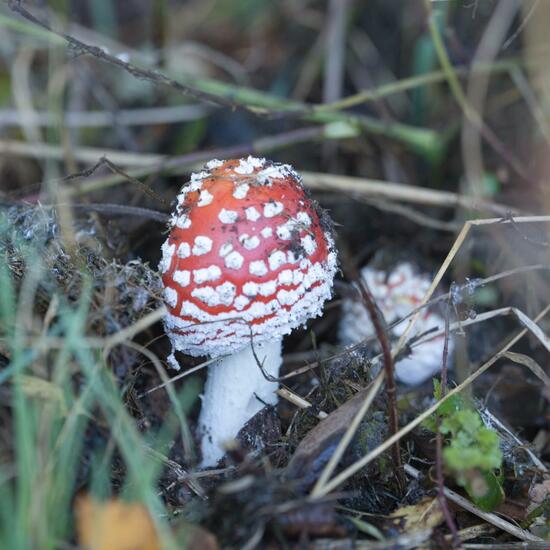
[
  {"x1": 388, "y1": 497, "x2": 444, "y2": 533},
  {"x1": 285, "y1": 386, "x2": 385, "y2": 488},
  {"x1": 75, "y1": 494, "x2": 161, "y2": 550}
]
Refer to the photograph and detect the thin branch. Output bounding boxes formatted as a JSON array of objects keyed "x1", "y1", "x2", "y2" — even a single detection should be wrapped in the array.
[
  {"x1": 355, "y1": 273, "x2": 404, "y2": 486},
  {"x1": 0, "y1": 105, "x2": 209, "y2": 128},
  {"x1": 8, "y1": 1, "x2": 240, "y2": 110}
]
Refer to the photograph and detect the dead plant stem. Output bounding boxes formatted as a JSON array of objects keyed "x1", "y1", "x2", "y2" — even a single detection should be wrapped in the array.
[{"x1": 436, "y1": 300, "x2": 462, "y2": 548}]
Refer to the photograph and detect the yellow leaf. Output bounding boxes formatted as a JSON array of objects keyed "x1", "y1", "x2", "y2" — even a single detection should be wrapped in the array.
[
  {"x1": 389, "y1": 496, "x2": 444, "y2": 532},
  {"x1": 75, "y1": 494, "x2": 161, "y2": 550}
]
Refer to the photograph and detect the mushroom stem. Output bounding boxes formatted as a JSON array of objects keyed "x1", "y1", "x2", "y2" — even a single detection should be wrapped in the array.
[{"x1": 198, "y1": 339, "x2": 282, "y2": 467}]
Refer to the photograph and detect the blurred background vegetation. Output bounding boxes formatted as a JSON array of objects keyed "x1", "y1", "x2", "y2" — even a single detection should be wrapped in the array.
[{"x1": 1, "y1": 1, "x2": 550, "y2": 548}]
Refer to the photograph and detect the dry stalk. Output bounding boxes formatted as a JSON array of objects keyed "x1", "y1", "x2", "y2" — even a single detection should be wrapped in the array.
[
  {"x1": 354, "y1": 275, "x2": 403, "y2": 485},
  {"x1": 0, "y1": 138, "x2": 524, "y2": 218},
  {"x1": 435, "y1": 300, "x2": 462, "y2": 549}
]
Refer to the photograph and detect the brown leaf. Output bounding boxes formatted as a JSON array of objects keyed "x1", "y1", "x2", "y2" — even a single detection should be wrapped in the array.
[
  {"x1": 75, "y1": 494, "x2": 161, "y2": 550},
  {"x1": 388, "y1": 497, "x2": 444, "y2": 533},
  {"x1": 285, "y1": 386, "x2": 383, "y2": 488}
]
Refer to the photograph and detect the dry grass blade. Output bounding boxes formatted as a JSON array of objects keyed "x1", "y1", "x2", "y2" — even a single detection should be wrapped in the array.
[
  {"x1": 311, "y1": 303, "x2": 550, "y2": 498},
  {"x1": 102, "y1": 307, "x2": 166, "y2": 353},
  {"x1": 0, "y1": 138, "x2": 525, "y2": 217},
  {"x1": 503, "y1": 351, "x2": 550, "y2": 387},
  {"x1": 137, "y1": 358, "x2": 217, "y2": 399},
  {"x1": 411, "y1": 306, "x2": 550, "y2": 352},
  {"x1": 276, "y1": 387, "x2": 327, "y2": 419},
  {"x1": 481, "y1": 408, "x2": 547, "y2": 473},
  {"x1": 310, "y1": 373, "x2": 384, "y2": 496},
  {"x1": 301, "y1": 172, "x2": 523, "y2": 215},
  {"x1": 512, "y1": 309, "x2": 550, "y2": 351},
  {"x1": 145, "y1": 448, "x2": 205, "y2": 499},
  {"x1": 443, "y1": 487, "x2": 539, "y2": 542},
  {"x1": 118, "y1": 340, "x2": 195, "y2": 463}
]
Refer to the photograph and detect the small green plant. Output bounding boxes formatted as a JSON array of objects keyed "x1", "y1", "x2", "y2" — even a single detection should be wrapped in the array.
[{"x1": 427, "y1": 380, "x2": 504, "y2": 512}]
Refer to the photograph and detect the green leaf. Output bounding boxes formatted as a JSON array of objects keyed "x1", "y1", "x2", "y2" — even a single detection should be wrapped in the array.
[
  {"x1": 464, "y1": 470, "x2": 505, "y2": 512},
  {"x1": 425, "y1": 381, "x2": 505, "y2": 511}
]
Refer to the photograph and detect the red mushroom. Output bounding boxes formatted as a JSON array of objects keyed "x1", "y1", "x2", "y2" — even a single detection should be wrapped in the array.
[{"x1": 159, "y1": 157, "x2": 337, "y2": 466}]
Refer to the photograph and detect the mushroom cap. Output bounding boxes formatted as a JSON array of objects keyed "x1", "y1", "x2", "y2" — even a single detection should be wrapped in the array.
[
  {"x1": 160, "y1": 157, "x2": 338, "y2": 358},
  {"x1": 339, "y1": 262, "x2": 453, "y2": 385}
]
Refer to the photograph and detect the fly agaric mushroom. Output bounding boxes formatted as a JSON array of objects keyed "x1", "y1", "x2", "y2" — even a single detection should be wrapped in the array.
[
  {"x1": 339, "y1": 262, "x2": 453, "y2": 385},
  {"x1": 159, "y1": 157, "x2": 337, "y2": 466}
]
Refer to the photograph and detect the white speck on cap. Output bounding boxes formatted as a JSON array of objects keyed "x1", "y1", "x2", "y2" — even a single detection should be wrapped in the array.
[
  {"x1": 276, "y1": 221, "x2": 294, "y2": 240},
  {"x1": 243, "y1": 282, "x2": 259, "y2": 296},
  {"x1": 301, "y1": 235, "x2": 317, "y2": 255},
  {"x1": 234, "y1": 156, "x2": 265, "y2": 174},
  {"x1": 293, "y1": 270, "x2": 304, "y2": 285},
  {"x1": 268, "y1": 250, "x2": 286, "y2": 271},
  {"x1": 159, "y1": 242, "x2": 175, "y2": 273},
  {"x1": 245, "y1": 207, "x2": 261, "y2": 221},
  {"x1": 193, "y1": 265, "x2": 222, "y2": 284},
  {"x1": 258, "y1": 280, "x2": 277, "y2": 297},
  {"x1": 163, "y1": 287, "x2": 178, "y2": 308},
  {"x1": 175, "y1": 215, "x2": 191, "y2": 229},
  {"x1": 264, "y1": 201, "x2": 284, "y2": 218},
  {"x1": 256, "y1": 163, "x2": 297, "y2": 185},
  {"x1": 216, "y1": 282, "x2": 237, "y2": 305},
  {"x1": 234, "y1": 295, "x2": 250, "y2": 310},
  {"x1": 192, "y1": 236, "x2": 213, "y2": 256},
  {"x1": 233, "y1": 184, "x2": 249, "y2": 199},
  {"x1": 219, "y1": 243, "x2": 233, "y2": 257},
  {"x1": 192, "y1": 286, "x2": 221, "y2": 307},
  {"x1": 287, "y1": 251, "x2": 299, "y2": 264},
  {"x1": 224, "y1": 250, "x2": 244, "y2": 270},
  {"x1": 177, "y1": 242, "x2": 191, "y2": 258},
  {"x1": 261, "y1": 227, "x2": 273, "y2": 239},
  {"x1": 190, "y1": 171, "x2": 209, "y2": 185},
  {"x1": 296, "y1": 212, "x2": 312, "y2": 226},
  {"x1": 278, "y1": 269, "x2": 293, "y2": 285},
  {"x1": 249, "y1": 260, "x2": 268, "y2": 277},
  {"x1": 239, "y1": 234, "x2": 260, "y2": 250},
  {"x1": 277, "y1": 288, "x2": 299, "y2": 306},
  {"x1": 173, "y1": 270, "x2": 191, "y2": 287},
  {"x1": 197, "y1": 189, "x2": 213, "y2": 207},
  {"x1": 205, "y1": 159, "x2": 223, "y2": 169},
  {"x1": 218, "y1": 209, "x2": 239, "y2": 223}
]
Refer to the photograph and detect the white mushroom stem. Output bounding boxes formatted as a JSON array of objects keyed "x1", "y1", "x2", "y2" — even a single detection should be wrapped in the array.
[{"x1": 198, "y1": 339, "x2": 282, "y2": 467}]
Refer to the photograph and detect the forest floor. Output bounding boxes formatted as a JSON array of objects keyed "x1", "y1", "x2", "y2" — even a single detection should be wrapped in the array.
[{"x1": 1, "y1": 1, "x2": 550, "y2": 549}]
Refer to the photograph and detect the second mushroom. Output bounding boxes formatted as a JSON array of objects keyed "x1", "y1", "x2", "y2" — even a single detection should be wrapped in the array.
[{"x1": 159, "y1": 157, "x2": 337, "y2": 467}]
